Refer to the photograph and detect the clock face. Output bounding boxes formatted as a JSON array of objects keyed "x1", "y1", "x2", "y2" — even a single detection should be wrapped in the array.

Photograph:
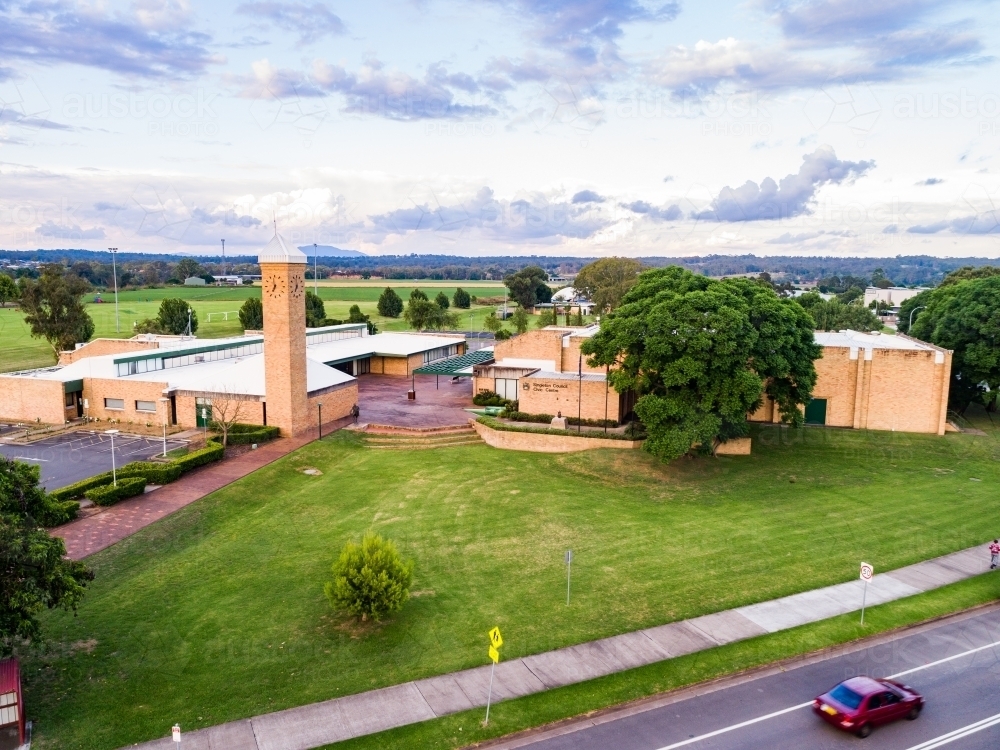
[
  {"x1": 265, "y1": 275, "x2": 286, "y2": 299},
  {"x1": 289, "y1": 274, "x2": 303, "y2": 299}
]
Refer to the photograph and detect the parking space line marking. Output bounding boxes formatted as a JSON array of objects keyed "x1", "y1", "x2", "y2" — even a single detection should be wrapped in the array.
[
  {"x1": 904, "y1": 712, "x2": 1000, "y2": 749},
  {"x1": 653, "y1": 640, "x2": 1000, "y2": 749}
]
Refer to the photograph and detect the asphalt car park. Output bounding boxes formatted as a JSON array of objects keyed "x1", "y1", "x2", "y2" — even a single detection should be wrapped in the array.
[
  {"x1": 514, "y1": 606, "x2": 1000, "y2": 750},
  {"x1": 0, "y1": 431, "x2": 189, "y2": 490}
]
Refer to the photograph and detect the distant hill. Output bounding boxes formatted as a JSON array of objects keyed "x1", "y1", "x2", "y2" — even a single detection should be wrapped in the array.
[{"x1": 298, "y1": 245, "x2": 366, "y2": 257}]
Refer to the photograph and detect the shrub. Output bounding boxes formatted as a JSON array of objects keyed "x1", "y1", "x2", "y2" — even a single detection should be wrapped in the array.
[
  {"x1": 568, "y1": 416, "x2": 619, "y2": 428},
  {"x1": 85, "y1": 477, "x2": 147, "y2": 506},
  {"x1": 118, "y1": 461, "x2": 183, "y2": 485},
  {"x1": 36, "y1": 498, "x2": 79, "y2": 527},
  {"x1": 472, "y1": 390, "x2": 512, "y2": 407},
  {"x1": 502, "y1": 410, "x2": 554, "y2": 424},
  {"x1": 48, "y1": 473, "x2": 116, "y2": 502},
  {"x1": 325, "y1": 532, "x2": 414, "y2": 622},
  {"x1": 172, "y1": 443, "x2": 224, "y2": 474},
  {"x1": 213, "y1": 423, "x2": 280, "y2": 446}
]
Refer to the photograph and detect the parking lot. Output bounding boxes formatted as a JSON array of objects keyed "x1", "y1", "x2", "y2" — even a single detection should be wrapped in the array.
[{"x1": 0, "y1": 431, "x2": 189, "y2": 490}]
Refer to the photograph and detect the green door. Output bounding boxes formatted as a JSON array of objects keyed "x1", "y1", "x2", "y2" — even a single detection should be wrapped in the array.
[
  {"x1": 195, "y1": 398, "x2": 212, "y2": 427},
  {"x1": 804, "y1": 398, "x2": 827, "y2": 425}
]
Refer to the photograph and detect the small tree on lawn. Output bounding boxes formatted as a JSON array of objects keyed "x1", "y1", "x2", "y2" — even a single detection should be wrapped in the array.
[
  {"x1": 0, "y1": 273, "x2": 18, "y2": 307},
  {"x1": 434, "y1": 291, "x2": 450, "y2": 309},
  {"x1": 511, "y1": 307, "x2": 530, "y2": 334},
  {"x1": 325, "y1": 532, "x2": 414, "y2": 622},
  {"x1": 453, "y1": 287, "x2": 471, "y2": 309},
  {"x1": 157, "y1": 298, "x2": 197, "y2": 334},
  {"x1": 377, "y1": 287, "x2": 403, "y2": 318},
  {"x1": 239, "y1": 297, "x2": 263, "y2": 330},
  {"x1": 483, "y1": 311, "x2": 503, "y2": 334}
]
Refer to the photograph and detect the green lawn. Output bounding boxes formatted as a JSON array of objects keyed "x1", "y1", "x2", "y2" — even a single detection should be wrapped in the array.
[
  {"x1": 22, "y1": 424, "x2": 1000, "y2": 749},
  {"x1": 0, "y1": 281, "x2": 506, "y2": 373}
]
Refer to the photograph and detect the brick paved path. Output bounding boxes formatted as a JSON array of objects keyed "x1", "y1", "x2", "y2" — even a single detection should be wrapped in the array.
[{"x1": 52, "y1": 417, "x2": 352, "y2": 560}]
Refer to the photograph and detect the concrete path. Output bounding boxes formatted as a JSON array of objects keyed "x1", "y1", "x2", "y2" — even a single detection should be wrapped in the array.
[{"x1": 124, "y1": 543, "x2": 997, "y2": 750}]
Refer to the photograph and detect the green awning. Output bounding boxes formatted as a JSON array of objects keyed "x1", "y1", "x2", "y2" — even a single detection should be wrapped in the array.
[{"x1": 413, "y1": 349, "x2": 495, "y2": 376}]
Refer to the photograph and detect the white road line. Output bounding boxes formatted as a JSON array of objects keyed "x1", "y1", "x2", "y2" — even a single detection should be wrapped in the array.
[
  {"x1": 904, "y1": 712, "x2": 1000, "y2": 749},
  {"x1": 655, "y1": 703, "x2": 814, "y2": 749},
  {"x1": 16, "y1": 457, "x2": 47, "y2": 462},
  {"x1": 654, "y1": 640, "x2": 1000, "y2": 750}
]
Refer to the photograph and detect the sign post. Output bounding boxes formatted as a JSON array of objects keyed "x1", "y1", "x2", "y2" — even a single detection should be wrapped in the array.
[
  {"x1": 565, "y1": 550, "x2": 573, "y2": 606},
  {"x1": 484, "y1": 626, "x2": 503, "y2": 725},
  {"x1": 859, "y1": 562, "x2": 873, "y2": 625},
  {"x1": 172, "y1": 724, "x2": 181, "y2": 746}
]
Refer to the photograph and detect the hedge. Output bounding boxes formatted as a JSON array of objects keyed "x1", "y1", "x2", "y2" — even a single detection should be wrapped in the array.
[
  {"x1": 500, "y1": 411, "x2": 620, "y2": 428},
  {"x1": 85, "y1": 476, "x2": 147, "y2": 506},
  {"x1": 171, "y1": 442, "x2": 224, "y2": 473},
  {"x1": 36, "y1": 499, "x2": 80, "y2": 527},
  {"x1": 476, "y1": 416, "x2": 636, "y2": 441},
  {"x1": 118, "y1": 461, "x2": 183, "y2": 485},
  {"x1": 48, "y1": 473, "x2": 118, "y2": 503},
  {"x1": 214, "y1": 423, "x2": 280, "y2": 446}
]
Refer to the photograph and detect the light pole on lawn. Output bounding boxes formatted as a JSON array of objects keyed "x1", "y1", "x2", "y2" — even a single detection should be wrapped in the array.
[
  {"x1": 108, "y1": 247, "x2": 120, "y2": 333},
  {"x1": 221, "y1": 238, "x2": 226, "y2": 276},
  {"x1": 908, "y1": 305, "x2": 926, "y2": 332},
  {"x1": 159, "y1": 397, "x2": 170, "y2": 457},
  {"x1": 106, "y1": 429, "x2": 119, "y2": 486},
  {"x1": 314, "y1": 243, "x2": 318, "y2": 295}
]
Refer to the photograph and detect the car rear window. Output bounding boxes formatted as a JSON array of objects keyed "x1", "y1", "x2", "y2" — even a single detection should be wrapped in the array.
[{"x1": 830, "y1": 684, "x2": 864, "y2": 709}]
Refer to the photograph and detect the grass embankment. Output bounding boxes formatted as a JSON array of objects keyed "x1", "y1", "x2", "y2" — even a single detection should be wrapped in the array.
[
  {"x1": 0, "y1": 282, "x2": 506, "y2": 373},
  {"x1": 23, "y1": 424, "x2": 1000, "y2": 749}
]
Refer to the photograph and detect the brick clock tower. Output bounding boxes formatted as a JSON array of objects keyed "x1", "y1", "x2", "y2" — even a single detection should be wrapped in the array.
[{"x1": 259, "y1": 232, "x2": 310, "y2": 436}]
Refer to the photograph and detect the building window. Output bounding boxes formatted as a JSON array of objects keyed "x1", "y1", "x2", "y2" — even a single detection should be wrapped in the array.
[
  {"x1": 495, "y1": 378, "x2": 519, "y2": 400},
  {"x1": 356, "y1": 357, "x2": 371, "y2": 375},
  {"x1": 423, "y1": 344, "x2": 458, "y2": 364},
  {"x1": 136, "y1": 400, "x2": 157, "y2": 412},
  {"x1": 65, "y1": 393, "x2": 76, "y2": 408},
  {"x1": 104, "y1": 398, "x2": 125, "y2": 410}
]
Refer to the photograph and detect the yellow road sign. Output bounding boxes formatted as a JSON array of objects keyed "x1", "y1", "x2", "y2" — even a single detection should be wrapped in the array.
[
  {"x1": 489, "y1": 626, "x2": 503, "y2": 649},
  {"x1": 489, "y1": 645, "x2": 500, "y2": 663}
]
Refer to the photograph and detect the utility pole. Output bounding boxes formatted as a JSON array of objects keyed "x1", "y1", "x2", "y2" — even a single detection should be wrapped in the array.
[{"x1": 109, "y1": 247, "x2": 120, "y2": 333}]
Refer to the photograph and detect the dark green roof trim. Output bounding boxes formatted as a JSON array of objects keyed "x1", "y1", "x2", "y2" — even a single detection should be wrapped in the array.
[
  {"x1": 63, "y1": 379, "x2": 83, "y2": 393},
  {"x1": 112, "y1": 337, "x2": 263, "y2": 365},
  {"x1": 413, "y1": 349, "x2": 495, "y2": 376}
]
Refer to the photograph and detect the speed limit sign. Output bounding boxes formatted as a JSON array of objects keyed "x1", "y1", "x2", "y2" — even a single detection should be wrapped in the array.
[{"x1": 860, "y1": 562, "x2": 874, "y2": 581}]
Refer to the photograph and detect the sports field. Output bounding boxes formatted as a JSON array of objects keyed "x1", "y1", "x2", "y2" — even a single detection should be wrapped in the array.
[
  {"x1": 22, "y1": 420, "x2": 1000, "y2": 749},
  {"x1": 0, "y1": 281, "x2": 507, "y2": 373}
]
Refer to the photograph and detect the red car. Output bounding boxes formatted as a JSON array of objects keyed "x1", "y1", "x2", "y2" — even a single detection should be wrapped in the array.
[{"x1": 813, "y1": 676, "x2": 924, "y2": 738}]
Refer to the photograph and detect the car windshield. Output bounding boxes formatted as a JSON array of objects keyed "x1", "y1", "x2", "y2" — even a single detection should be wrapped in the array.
[{"x1": 829, "y1": 684, "x2": 864, "y2": 709}]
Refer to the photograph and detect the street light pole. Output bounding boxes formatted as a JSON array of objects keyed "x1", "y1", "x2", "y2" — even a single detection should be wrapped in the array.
[
  {"x1": 313, "y1": 243, "x2": 318, "y2": 295},
  {"x1": 159, "y1": 397, "x2": 170, "y2": 458},
  {"x1": 221, "y1": 239, "x2": 226, "y2": 277},
  {"x1": 109, "y1": 247, "x2": 120, "y2": 333},
  {"x1": 908, "y1": 305, "x2": 926, "y2": 332},
  {"x1": 106, "y1": 429, "x2": 119, "y2": 486}
]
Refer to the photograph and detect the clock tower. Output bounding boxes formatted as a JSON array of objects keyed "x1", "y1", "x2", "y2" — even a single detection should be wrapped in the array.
[{"x1": 259, "y1": 232, "x2": 310, "y2": 436}]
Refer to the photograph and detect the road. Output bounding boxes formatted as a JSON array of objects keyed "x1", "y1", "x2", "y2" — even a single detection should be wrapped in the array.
[
  {"x1": 0, "y1": 431, "x2": 188, "y2": 489},
  {"x1": 501, "y1": 605, "x2": 1000, "y2": 750}
]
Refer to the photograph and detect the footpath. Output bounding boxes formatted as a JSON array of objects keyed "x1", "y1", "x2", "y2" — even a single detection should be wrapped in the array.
[
  {"x1": 53, "y1": 418, "x2": 352, "y2": 560},
  {"x1": 125, "y1": 542, "x2": 995, "y2": 750}
]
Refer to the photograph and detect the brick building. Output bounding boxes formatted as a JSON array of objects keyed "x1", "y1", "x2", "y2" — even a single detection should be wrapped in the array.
[
  {"x1": 472, "y1": 326, "x2": 634, "y2": 423},
  {"x1": 0, "y1": 233, "x2": 464, "y2": 436},
  {"x1": 475, "y1": 326, "x2": 953, "y2": 435},
  {"x1": 750, "y1": 330, "x2": 952, "y2": 435}
]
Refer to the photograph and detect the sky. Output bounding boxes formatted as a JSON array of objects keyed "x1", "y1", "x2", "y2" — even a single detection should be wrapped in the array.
[{"x1": 1, "y1": 0, "x2": 1000, "y2": 258}]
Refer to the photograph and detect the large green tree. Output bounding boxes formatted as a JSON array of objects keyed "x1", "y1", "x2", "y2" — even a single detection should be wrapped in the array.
[
  {"x1": 452, "y1": 287, "x2": 471, "y2": 309},
  {"x1": 377, "y1": 287, "x2": 403, "y2": 318},
  {"x1": 157, "y1": 298, "x2": 198, "y2": 335},
  {"x1": 582, "y1": 268, "x2": 820, "y2": 460},
  {"x1": 174, "y1": 258, "x2": 203, "y2": 280},
  {"x1": 238, "y1": 297, "x2": 263, "y2": 330},
  {"x1": 909, "y1": 276, "x2": 1000, "y2": 412},
  {"x1": 18, "y1": 264, "x2": 95, "y2": 357},
  {"x1": 0, "y1": 457, "x2": 93, "y2": 656},
  {"x1": 0, "y1": 273, "x2": 18, "y2": 307},
  {"x1": 404, "y1": 296, "x2": 458, "y2": 330},
  {"x1": 504, "y1": 265, "x2": 550, "y2": 309},
  {"x1": 573, "y1": 257, "x2": 643, "y2": 312}
]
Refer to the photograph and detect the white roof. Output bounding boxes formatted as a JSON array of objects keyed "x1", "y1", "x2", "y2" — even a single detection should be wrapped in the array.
[
  {"x1": 814, "y1": 330, "x2": 941, "y2": 351},
  {"x1": 306, "y1": 332, "x2": 464, "y2": 363},
  {"x1": 258, "y1": 232, "x2": 307, "y2": 264}
]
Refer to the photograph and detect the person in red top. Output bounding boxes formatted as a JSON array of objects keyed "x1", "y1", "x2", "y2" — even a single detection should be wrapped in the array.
[{"x1": 990, "y1": 540, "x2": 1000, "y2": 570}]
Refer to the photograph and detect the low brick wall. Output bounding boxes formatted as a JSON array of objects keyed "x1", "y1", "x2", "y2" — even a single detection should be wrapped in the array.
[
  {"x1": 714, "y1": 437, "x2": 751, "y2": 455},
  {"x1": 472, "y1": 420, "x2": 642, "y2": 453}
]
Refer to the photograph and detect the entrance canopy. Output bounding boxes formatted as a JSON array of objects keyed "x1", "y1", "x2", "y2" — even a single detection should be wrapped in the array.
[{"x1": 413, "y1": 349, "x2": 495, "y2": 377}]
